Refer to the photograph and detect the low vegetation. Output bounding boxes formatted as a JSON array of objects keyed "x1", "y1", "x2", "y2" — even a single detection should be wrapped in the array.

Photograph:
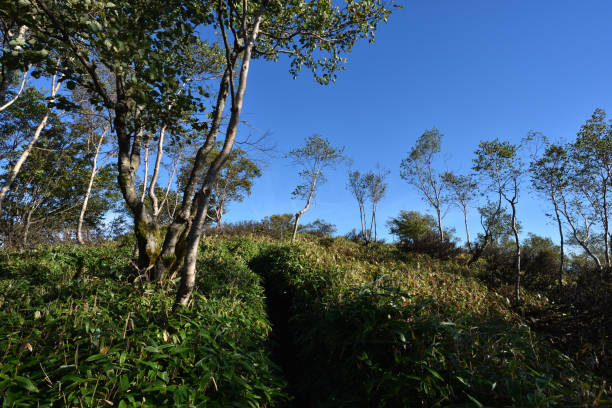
[
  {"x1": 1, "y1": 235, "x2": 609, "y2": 406},
  {"x1": 0, "y1": 240, "x2": 287, "y2": 407}
]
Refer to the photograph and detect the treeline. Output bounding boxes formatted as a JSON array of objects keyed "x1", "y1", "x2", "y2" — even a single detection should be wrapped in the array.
[{"x1": 371, "y1": 110, "x2": 612, "y2": 309}]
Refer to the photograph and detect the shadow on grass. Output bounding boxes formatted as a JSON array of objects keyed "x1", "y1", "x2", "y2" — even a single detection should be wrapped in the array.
[{"x1": 250, "y1": 246, "x2": 605, "y2": 408}]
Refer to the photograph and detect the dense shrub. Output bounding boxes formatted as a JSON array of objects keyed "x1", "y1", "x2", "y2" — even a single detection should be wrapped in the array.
[
  {"x1": 388, "y1": 210, "x2": 459, "y2": 259},
  {"x1": 206, "y1": 214, "x2": 335, "y2": 240},
  {"x1": 0, "y1": 243, "x2": 288, "y2": 407}
]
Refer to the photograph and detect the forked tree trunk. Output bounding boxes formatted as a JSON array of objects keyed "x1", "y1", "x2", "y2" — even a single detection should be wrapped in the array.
[
  {"x1": 173, "y1": 10, "x2": 264, "y2": 309},
  {"x1": 292, "y1": 178, "x2": 317, "y2": 243},
  {"x1": 115, "y1": 79, "x2": 161, "y2": 274},
  {"x1": 151, "y1": 67, "x2": 232, "y2": 282}
]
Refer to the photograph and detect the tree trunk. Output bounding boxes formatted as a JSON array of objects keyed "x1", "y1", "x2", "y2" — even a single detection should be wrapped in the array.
[
  {"x1": 77, "y1": 126, "x2": 107, "y2": 244},
  {"x1": 552, "y1": 197, "x2": 564, "y2": 291},
  {"x1": 463, "y1": 205, "x2": 472, "y2": 251},
  {"x1": 151, "y1": 67, "x2": 232, "y2": 282},
  {"x1": 361, "y1": 202, "x2": 367, "y2": 239},
  {"x1": 0, "y1": 71, "x2": 61, "y2": 211},
  {"x1": 174, "y1": 190, "x2": 211, "y2": 309},
  {"x1": 0, "y1": 25, "x2": 28, "y2": 109},
  {"x1": 292, "y1": 177, "x2": 317, "y2": 243},
  {"x1": 114, "y1": 78, "x2": 160, "y2": 272},
  {"x1": 602, "y1": 181, "x2": 610, "y2": 268},
  {"x1": 291, "y1": 211, "x2": 303, "y2": 243},
  {"x1": 22, "y1": 206, "x2": 35, "y2": 249},
  {"x1": 173, "y1": 10, "x2": 264, "y2": 309},
  {"x1": 0, "y1": 68, "x2": 29, "y2": 112},
  {"x1": 141, "y1": 133, "x2": 150, "y2": 202},
  {"x1": 436, "y1": 206, "x2": 443, "y2": 241},
  {"x1": 0, "y1": 112, "x2": 49, "y2": 211},
  {"x1": 358, "y1": 203, "x2": 364, "y2": 237},
  {"x1": 133, "y1": 204, "x2": 162, "y2": 276},
  {"x1": 216, "y1": 204, "x2": 223, "y2": 232},
  {"x1": 510, "y1": 201, "x2": 521, "y2": 302},
  {"x1": 373, "y1": 205, "x2": 378, "y2": 242},
  {"x1": 148, "y1": 125, "x2": 166, "y2": 215}
]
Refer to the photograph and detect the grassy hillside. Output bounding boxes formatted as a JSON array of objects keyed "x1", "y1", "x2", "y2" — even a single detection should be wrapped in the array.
[{"x1": 0, "y1": 235, "x2": 609, "y2": 407}]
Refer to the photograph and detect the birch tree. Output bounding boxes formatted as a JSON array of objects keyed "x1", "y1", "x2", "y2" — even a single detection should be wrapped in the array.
[
  {"x1": 0, "y1": 21, "x2": 29, "y2": 110},
  {"x1": 0, "y1": 120, "x2": 115, "y2": 248},
  {"x1": 400, "y1": 128, "x2": 447, "y2": 241},
  {"x1": 288, "y1": 135, "x2": 344, "y2": 243},
  {"x1": 207, "y1": 146, "x2": 261, "y2": 230},
  {"x1": 442, "y1": 171, "x2": 477, "y2": 250},
  {"x1": 364, "y1": 166, "x2": 389, "y2": 242},
  {"x1": 473, "y1": 139, "x2": 524, "y2": 302},
  {"x1": 569, "y1": 108, "x2": 612, "y2": 274},
  {"x1": 347, "y1": 170, "x2": 368, "y2": 238},
  {"x1": 530, "y1": 142, "x2": 568, "y2": 289},
  {"x1": 72, "y1": 101, "x2": 114, "y2": 244},
  {"x1": 0, "y1": 70, "x2": 62, "y2": 212},
  {"x1": 4, "y1": 0, "x2": 395, "y2": 309},
  {"x1": 172, "y1": 0, "x2": 393, "y2": 309}
]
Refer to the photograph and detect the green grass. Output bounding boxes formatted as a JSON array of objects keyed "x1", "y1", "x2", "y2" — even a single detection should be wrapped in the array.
[{"x1": 0, "y1": 235, "x2": 609, "y2": 407}]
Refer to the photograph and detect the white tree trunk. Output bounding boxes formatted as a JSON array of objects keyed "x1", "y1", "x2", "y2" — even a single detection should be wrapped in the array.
[
  {"x1": 0, "y1": 67, "x2": 29, "y2": 112},
  {"x1": 174, "y1": 9, "x2": 264, "y2": 310},
  {"x1": 0, "y1": 72, "x2": 61, "y2": 211},
  {"x1": 77, "y1": 125, "x2": 108, "y2": 244}
]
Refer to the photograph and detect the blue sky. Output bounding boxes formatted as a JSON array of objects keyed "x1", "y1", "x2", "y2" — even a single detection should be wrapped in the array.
[{"x1": 224, "y1": 1, "x2": 612, "y2": 242}]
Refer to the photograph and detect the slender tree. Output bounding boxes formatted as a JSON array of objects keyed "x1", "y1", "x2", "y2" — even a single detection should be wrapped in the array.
[
  {"x1": 347, "y1": 169, "x2": 368, "y2": 238},
  {"x1": 569, "y1": 108, "x2": 612, "y2": 273},
  {"x1": 530, "y1": 142, "x2": 568, "y2": 290},
  {"x1": 400, "y1": 128, "x2": 447, "y2": 240},
  {"x1": 473, "y1": 139, "x2": 524, "y2": 301},
  {"x1": 206, "y1": 145, "x2": 262, "y2": 230},
  {"x1": 288, "y1": 135, "x2": 344, "y2": 243},
  {"x1": 0, "y1": 70, "x2": 62, "y2": 211},
  {"x1": 364, "y1": 165, "x2": 389, "y2": 242},
  {"x1": 442, "y1": 171, "x2": 477, "y2": 251}
]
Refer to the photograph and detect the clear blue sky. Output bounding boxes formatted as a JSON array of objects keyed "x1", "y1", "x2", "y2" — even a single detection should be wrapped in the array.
[{"x1": 224, "y1": 1, "x2": 612, "y2": 243}]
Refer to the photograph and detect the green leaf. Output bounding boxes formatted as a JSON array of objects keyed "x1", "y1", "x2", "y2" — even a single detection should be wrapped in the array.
[
  {"x1": 465, "y1": 393, "x2": 484, "y2": 408},
  {"x1": 425, "y1": 367, "x2": 444, "y2": 382},
  {"x1": 85, "y1": 353, "x2": 106, "y2": 362},
  {"x1": 15, "y1": 376, "x2": 39, "y2": 393}
]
